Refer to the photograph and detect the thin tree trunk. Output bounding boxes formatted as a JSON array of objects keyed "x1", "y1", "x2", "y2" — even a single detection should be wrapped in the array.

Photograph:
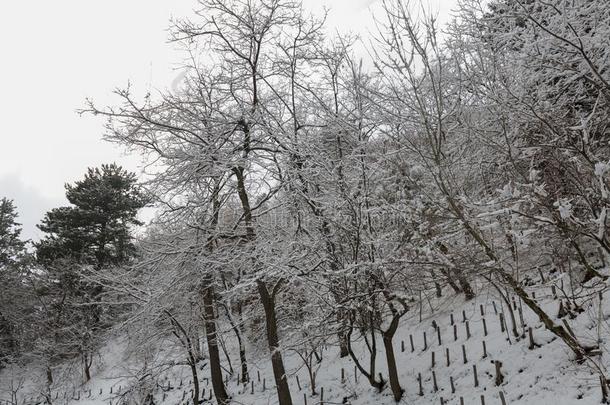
[
  {"x1": 382, "y1": 316, "x2": 403, "y2": 402},
  {"x1": 257, "y1": 280, "x2": 293, "y2": 405},
  {"x1": 223, "y1": 301, "x2": 249, "y2": 383},
  {"x1": 201, "y1": 282, "x2": 230, "y2": 404}
]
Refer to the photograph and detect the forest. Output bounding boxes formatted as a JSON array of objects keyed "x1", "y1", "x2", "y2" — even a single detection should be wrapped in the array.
[{"x1": 1, "y1": 0, "x2": 610, "y2": 404}]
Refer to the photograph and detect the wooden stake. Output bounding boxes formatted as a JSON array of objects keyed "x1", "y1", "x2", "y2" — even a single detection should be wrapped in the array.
[
  {"x1": 454, "y1": 324, "x2": 458, "y2": 341},
  {"x1": 466, "y1": 321, "x2": 471, "y2": 339},
  {"x1": 460, "y1": 397, "x2": 464, "y2": 405},
  {"x1": 320, "y1": 387, "x2": 324, "y2": 405},
  {"x1": 446, "y1": 347, "x2": 450, "y2": 367},
  {"x1": 251, "y1": 381, "x2": 254, "y2": 394},
  {"x1": 303, "y1": 393, "x2": 307, "y2": 405},
  {"x1": 473, "y1": 364, "x2": 479, "y2": 387},
  {"x1": 480, "y1": 394, "x2": 486, "y2": 405},
  {"x1": 410, "y1": 334, "x2": 415, "y2": 352},
  {"x1": 495, "y1": 361, "x2": 504, "y2": 386},
  {"x1": 432, "y1": 351, "x2": 436, "y2": 368},
  {"x1": 418, "y1": 373, "x2": 423, "y2": 396},
  {"x1": 483, "y1": 318, "x2": 488, "y2": 336},
  {"x1": 528, "y1": 327, "x2": 536, "y2": 350},
  {"x1": 480, "y1": 304, "x2": 485, "y2": 316},
  {"x1": 341, "y1": 368, "x2": 345, "y2": 383},
  {"x1": 499, "y1": 391, "x2": 507, "y2": 405},
  {"x1": 296, "y1": 375, "x2": 301, "y2": 390},
  {"x1": 451, "y1": 313, "x2": 454, "y2": 325},
  {"x1": 482, "y1": 340, "x2": 487, "y2": 358},
  {"x1": 493, "y1": 301, "x2": 498, "y2": 314},
  {"x1": 437, "y1": 326, "x2": 442, "y2": 346},
  {"x1": 263, "y1": 378, "x2": 266, "y2": 391},
  {"x1": 401, "y1": 340, "x2": 405, "y2": 352},
  {"x1": 499, "y1": 313, "x2": 505, "y2": 333},
  {"x1": 257, "y1": 370, "x2": 261, "y2": 382},
  {"x1": 462, "y1": 310, "x2": 467, "y2": 323},
  {"x1": 462, "y1": 344, "x2": 468, "y2": 364},
  {"x1": 450, "y1": 376, "x2": 455, "y2": 393},
  {"x1": 432, "y1": 371, "x2": 438, "y2": 392},
  {"x1": 423, "y1": 331, "x2": 428, "y2": 351}
]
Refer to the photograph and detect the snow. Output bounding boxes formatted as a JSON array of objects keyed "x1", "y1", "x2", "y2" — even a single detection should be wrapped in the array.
[{"x1": 3, "y1": 273, "x2": 610, "y2": 405}]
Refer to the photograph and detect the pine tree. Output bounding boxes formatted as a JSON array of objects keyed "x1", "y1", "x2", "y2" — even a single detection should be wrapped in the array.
[
  {"x1": 0, "y1": 198, "x2": 26, "y2": 267},
  {"x1": 34, "y1": 163, "x2": 147, "y2": 381},
  {"x1": 0, "y1": 198, "x2": 28, "y2": 366},
  {"x1": 36, "y1": 163, "x2": 147, "y2": 267}
]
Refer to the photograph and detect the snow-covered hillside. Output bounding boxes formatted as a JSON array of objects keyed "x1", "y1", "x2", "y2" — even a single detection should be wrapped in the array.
[{"x1": 5, "y1": 270, "x2": 609, "y2": 405}]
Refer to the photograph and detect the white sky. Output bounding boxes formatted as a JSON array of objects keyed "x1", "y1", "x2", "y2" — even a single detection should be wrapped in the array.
[{"x1": 0, "y1": 0, "x2": 458, "y2": 240}]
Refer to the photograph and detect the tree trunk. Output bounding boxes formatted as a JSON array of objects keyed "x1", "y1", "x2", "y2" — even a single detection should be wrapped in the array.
[
  {"x1": 382, "y1": 323, "x2": 403, "y2": 402},
  {"x1": 83, "y1": 353, "x2": 92, "y2": 382},
  {"x1": 201, "y1": 282, "x2": 230, "y2": 405},
  {"x1": 223, "y1": 301, "x2": 249, "y2": 383},
  {"x1": 257, "y1": 280, "x2": 293, "y2": 405}
]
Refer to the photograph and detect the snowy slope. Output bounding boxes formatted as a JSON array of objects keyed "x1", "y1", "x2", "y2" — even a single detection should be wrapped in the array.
[{"x1": 4, "y1": 273, "x2": 610, "y2": 405}]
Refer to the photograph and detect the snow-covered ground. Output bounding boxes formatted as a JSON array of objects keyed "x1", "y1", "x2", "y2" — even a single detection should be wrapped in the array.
[{"x1": 3, "y1": 271, "x2": 609, "y2": 405}]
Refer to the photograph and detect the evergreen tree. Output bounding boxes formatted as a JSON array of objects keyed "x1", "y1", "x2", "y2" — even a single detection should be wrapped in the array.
[
  {"x1": 34, "y1": 163, "x2": 147, "y2": 381},
  {"x1": 0, "y1": 198, "x2": 26, "y2": 267},
  {"x1": 36, "y1": 163, "x2": 147, "y2": 267},
  {"x1": 0, "y1": 198, "x2": 28, "y2": 366}
]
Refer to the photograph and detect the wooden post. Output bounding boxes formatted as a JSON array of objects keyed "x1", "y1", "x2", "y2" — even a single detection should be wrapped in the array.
[
  {"x1": 451, "y1": 313, "x2": 454, "y2": 325},
  {"x1": 437, "y1": 326, "x2": 442, "y2": 346},
  {"x1": 483, "y1": 318, "x2": 488, "y2": 336},
  {"x1": 499, "y1": 313, "x2": 505, "y2": 333},
  {"x1": 251, "y1": 381, "x2": 254, "y2": 394},
  {"x1": 418, "y1": 373, "x2": 424, "y2": 396},
  {"x1": 495, "y1": 361, "x2": 504, "y2": 386},
  {"x1": 480, "y1": 304, "x2": 485, "y2": 316},
  {"x1": 446, "y1": 347, "x2": 450, "y2": 367},
  {"x1": 466, "y1": 321, "x2": 471, "y2": 339},
  {"x1": 460, "y1": 397, "x2": 465, "y2": 405},
  {"x1": 473, "y1": 364, "x2": 479, "y2": 387},
  {"x1": 528, "y1": 327, "x2": 536, "y2": 350},
  {"x1": 480, "y1": 394, "x2": 486, "y2": 405},
  {"x1": 551, "y1": 285, "x2": 557, "y2": 299},
  {"x1": 257, "y1": 370, "x2": 261, "y2": 382},
  {"x1": 454, "y1": 324, "x2": 458, "y2": 341},
  {"x1": 320, "y1": 387, "x2": 324, "y2": 405},
  {"x1": 410, "y1": 334, "x2": 415, "y2": 352},
  {"x1": 499, "y1": 391, "x2": 507, "y2": 405},
  {"x1": 482, "y1": 340, "x2": 487, "y2": 358},
  {"x1": 432, "y1": 351, "x2": 436, "y2": 368},
  {"x1": 263, "y1": 378, "x2": 266, "y2": 391},
  {"x1": 462, "y1": 310, "x2": 467, "y2": 323},
  {"x1": 462, "y1": 344, "x2": 468, "y2": 364},
  {"x1": 450, "y1": 376, "x2": 455, "y2": 393},
  {"x1": 432, "y1": 371, "x2": 438, "y2": 392},
  {"x1": 512, "y1": 296, "x2": 517, "y2": 310},
  {"x1": 401, "y1": 340, "x2": 405, "y2": 352},
  {"x1": 303, "y1": 393, "x2": 307, "y2": 405},
  {"x1": 532, "y1": 291, "x2": 536, "y2": 301},
  {"x1": 354, "y1": 365, "x2": 358, "y2": 383},
  {"x1": 341, "y1": 368, "x2": 345, "y2": 383},
  {"x1": 423, "y1": 331, "x2": 428, "y2": 351},
  {"x1": 493, "y1": 301, "x2": 498, "y2": 314},
  {"x1": 518, "y1": 307, "x2": 525, "y2": 330}
]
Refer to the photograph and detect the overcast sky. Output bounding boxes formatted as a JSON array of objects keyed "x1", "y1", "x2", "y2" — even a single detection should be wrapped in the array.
[{"x1": 0, "y1": 0, "x2": 458, "y2": 241}]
